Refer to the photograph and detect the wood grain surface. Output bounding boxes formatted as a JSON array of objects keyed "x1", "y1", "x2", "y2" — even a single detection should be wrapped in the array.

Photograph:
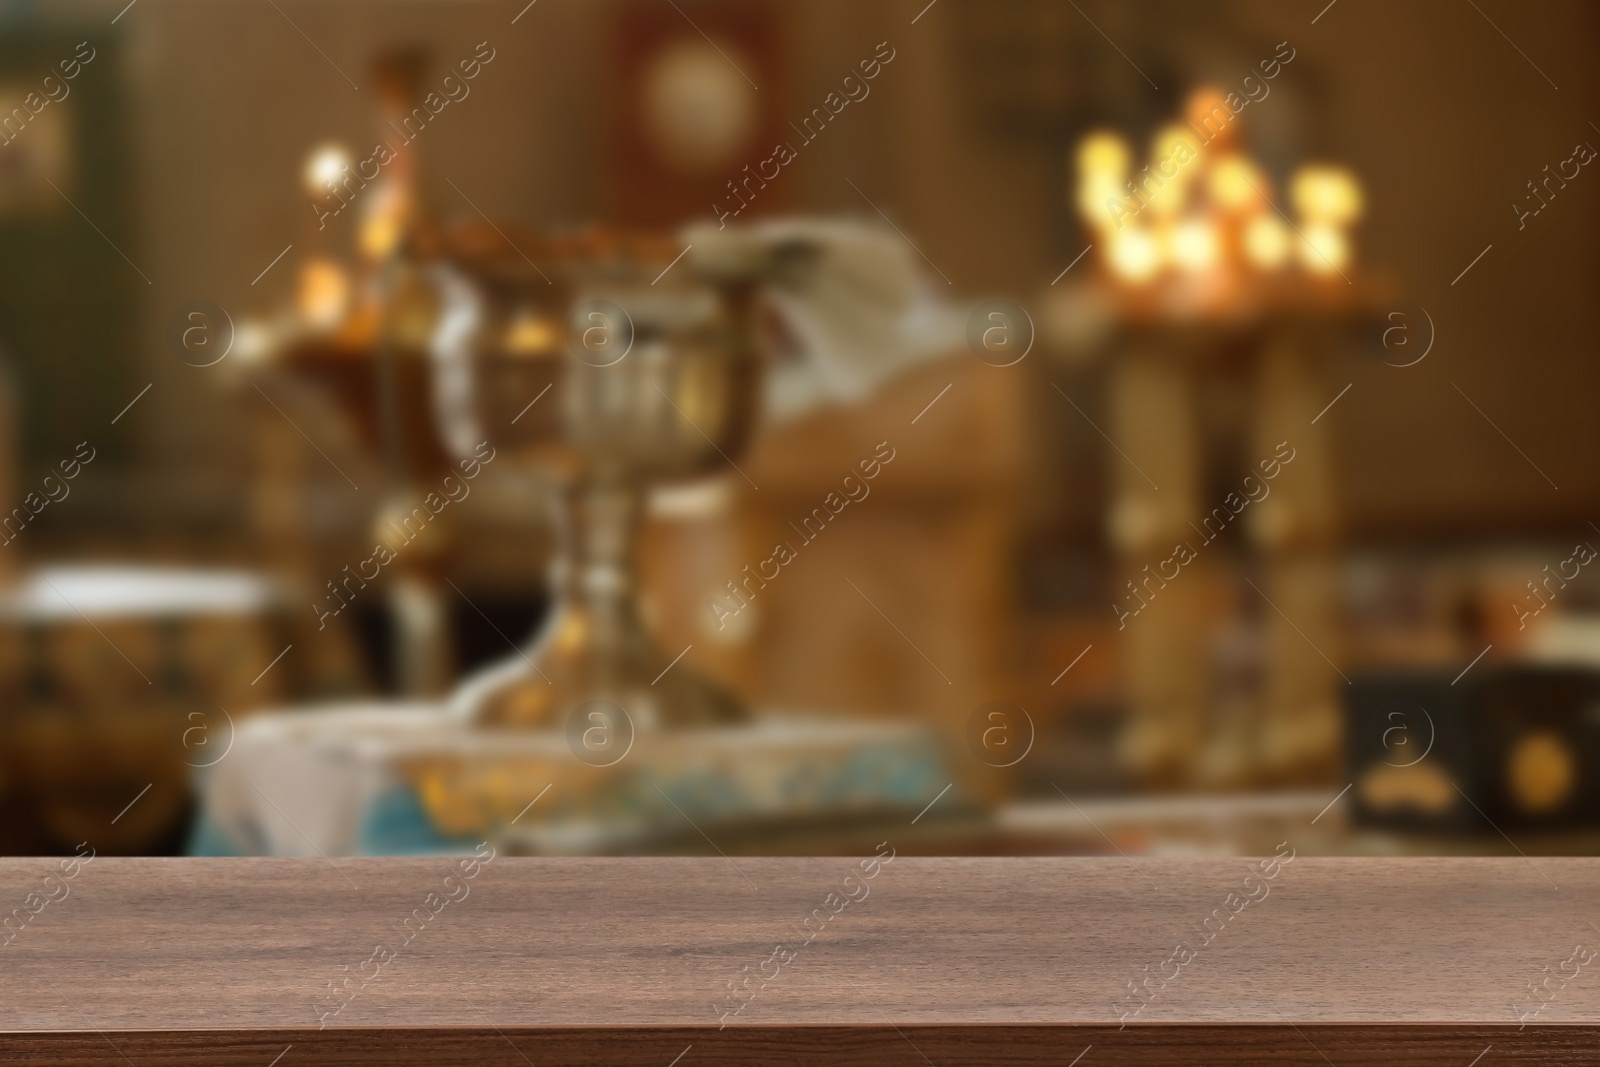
[{"x1": 2, "y1": 855, "x2": 1597, "y2": 1065}]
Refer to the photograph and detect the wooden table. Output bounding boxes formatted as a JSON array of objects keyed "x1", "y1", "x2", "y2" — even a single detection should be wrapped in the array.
[{"x1": 3, "y1": 855, "x2": 1597, "y2": 1065}]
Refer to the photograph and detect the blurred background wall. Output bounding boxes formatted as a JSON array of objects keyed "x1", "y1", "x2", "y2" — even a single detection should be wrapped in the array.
[{"x1": 10, "y1": 0, "x2": 1590, "y2": 546}]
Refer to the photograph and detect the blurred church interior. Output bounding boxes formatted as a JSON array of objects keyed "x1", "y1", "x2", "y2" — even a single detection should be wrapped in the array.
[{"x1": 0, "y1": 0, "x2": 1597, "y2": 859}]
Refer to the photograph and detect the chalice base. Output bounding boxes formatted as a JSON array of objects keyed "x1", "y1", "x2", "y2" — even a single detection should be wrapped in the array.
[{"x1": 451, "y1": 605, "x2": 746, "y2": 732}]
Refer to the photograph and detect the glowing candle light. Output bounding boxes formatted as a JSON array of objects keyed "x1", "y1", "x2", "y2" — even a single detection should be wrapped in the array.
[
  {"x1": 303, "y1": 144, "x2": 351, "y2": 198},
  {"x1": 297, "y1": 259, "x2": 351, "y2": 331},
  {"x1": 1071, "y1": 95, "x2": 1363, "y2": 287},
  {"x1": 1146, "y1": 125, "x2": 1200, "y2": 219},
  {"x1": 1208, "y1": 155, "x2": 1265, "y2": 214},
  {"x1": 1077, "y1": 131, "x2": 1131, "y2": 230},
  {"x1": 1171, "y1": 217, "x2": 1220, "y2": 272},
  {"x1": 1243, "y1": 213, "x2": 1291, "y2": 270},
  {"x1": 1108, "y1": 225, "x2": 1161, "y2": 283},
  {"x1": 505, "y1": 310, "x2": 558, "y2": 354},
  {"x1": 1299, "y1": 222, "x2": 1350, "y2": 274},
  {"x1": 1292, "y1": 166, "x2": 1363, "y2": 223}
]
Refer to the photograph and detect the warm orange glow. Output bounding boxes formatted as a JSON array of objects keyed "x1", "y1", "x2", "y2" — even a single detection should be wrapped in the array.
[
  {"x1": 1151, "y1": 124, "x2": 1201, "y2": 163},
  {"x1": 297, "y1": 259, "x2": 351, "y2": 331},
  {"x1": 1078, "y1": 130, "x2": 1130, "y2": 177},
  {"x1": 1071, "y1": 88, "x2": 1363, "y2": 286},
  {"x1": 1208, "y1": 155, "x2": 1264, "y2": 214},
  {"x1": 360, "y1": 215, "x2": 402, "y2": 261},
  {"x1": 1243, "y1": 213, "x2": 1291, "y2": 269},
  {"x1": 1292, "y1": 165, "x2": 1363, "y2": 223},
  {"x1": 1171, "y1": 218, "x2": 1220, "y2": 272},
  {"x1": 1183, "y1": 88, "x2": 1235, "y2": 145},
  {"x1": 1300, "y1": 222, "x2": 1350, "y2": 274},
  {"x1": 1108, "y1": 226, "x2": 1160, "y2": 283},
  {"x1": 505, "y1": 311, "x2": 559, "y2": 354},
  {"x1": 1076, "y1": 131, "x2": 1130, "y2": 228},
  {"x1": 1146, "y1": 125, "x2": 1199, "y2": 217},
  {"x1": 303, "y1": 144, "x2": 350, "y2": 198}
]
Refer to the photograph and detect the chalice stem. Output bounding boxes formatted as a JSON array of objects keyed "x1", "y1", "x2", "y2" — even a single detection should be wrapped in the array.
[{"x1": 554, "y1": 478, "x2": 651, "y2": 673}]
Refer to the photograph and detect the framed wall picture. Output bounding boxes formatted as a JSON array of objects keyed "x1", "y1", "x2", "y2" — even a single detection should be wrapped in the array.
[{"x1": 608, "y1": 0, "x2": 784, "y2": 227}]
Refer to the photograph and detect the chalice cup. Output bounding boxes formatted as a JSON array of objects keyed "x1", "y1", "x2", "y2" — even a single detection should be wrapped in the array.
[{"x1": 433, "y1": 233, "x2": 765, "y2": 731}]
